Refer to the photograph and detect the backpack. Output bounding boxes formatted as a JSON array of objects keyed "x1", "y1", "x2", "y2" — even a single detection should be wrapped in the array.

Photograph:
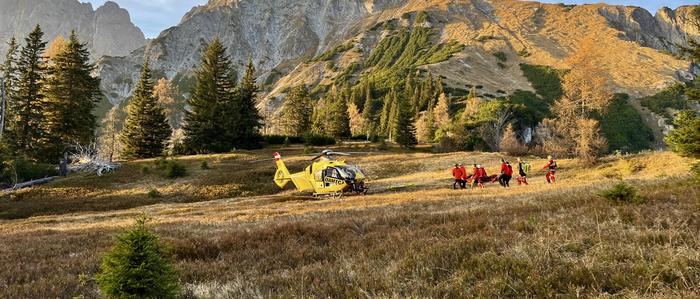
[
  {"x1": 522, "y1": 162, "x2": 531, "y2": 175},
  {"x1": 549, "y1": 160, "x2": 558, "y2": 171}
]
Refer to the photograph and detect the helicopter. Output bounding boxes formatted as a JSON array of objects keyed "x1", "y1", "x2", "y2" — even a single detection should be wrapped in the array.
[{"x1": 272, "y1": 150, "x2": 369, "y2": 197}]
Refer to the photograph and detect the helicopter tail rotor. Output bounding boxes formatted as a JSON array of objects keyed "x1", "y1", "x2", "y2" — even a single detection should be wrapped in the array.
[{"x1": 273, "y1": 152, "x2": 292, "y2": 188}]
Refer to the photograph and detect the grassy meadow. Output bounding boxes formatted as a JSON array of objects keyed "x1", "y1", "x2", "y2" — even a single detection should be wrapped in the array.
[{"x1": 0, "y1": 147, "x2": 698, "y2": 297}]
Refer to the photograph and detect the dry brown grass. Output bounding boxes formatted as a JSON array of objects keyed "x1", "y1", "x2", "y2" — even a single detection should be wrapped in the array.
[{"x1": 0, "y1": 149, "x2": 697, "y2": 298}]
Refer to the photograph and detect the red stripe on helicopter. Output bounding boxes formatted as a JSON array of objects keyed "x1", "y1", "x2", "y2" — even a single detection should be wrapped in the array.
[{"x1": 274, "y1": 152, "x2": 281, "y2": 161}]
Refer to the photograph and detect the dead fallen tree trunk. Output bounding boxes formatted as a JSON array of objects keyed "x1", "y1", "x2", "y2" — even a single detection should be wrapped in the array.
[{"x1": 11, "y1": 177, "x2": 56, "y2": 190}]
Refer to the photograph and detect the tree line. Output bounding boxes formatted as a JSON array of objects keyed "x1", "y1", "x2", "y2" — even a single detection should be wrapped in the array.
[
  {"x1": 1, "y1": 29, "x2": 263, "y2": 164},
  {"x1": 1, "y1": 25, "x2": 101, "y2": 163},
  {"x1": 120, "y1": 37, "x2": 262, "y2": 159}
]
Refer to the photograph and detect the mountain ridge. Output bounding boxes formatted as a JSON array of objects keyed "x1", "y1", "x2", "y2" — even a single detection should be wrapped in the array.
[{"x1": 96, "y1": 0, "x2": 698, "y2": 110}]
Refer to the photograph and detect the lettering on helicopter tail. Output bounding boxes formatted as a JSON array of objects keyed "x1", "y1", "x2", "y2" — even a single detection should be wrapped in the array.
[{"x1": 324, "y1": 177, "x2": 345, "y2": 185}]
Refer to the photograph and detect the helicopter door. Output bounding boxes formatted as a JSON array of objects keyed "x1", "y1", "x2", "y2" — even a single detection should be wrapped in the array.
[{"x1": 323, "y1": 167, "x2": 341, "y2": 187}]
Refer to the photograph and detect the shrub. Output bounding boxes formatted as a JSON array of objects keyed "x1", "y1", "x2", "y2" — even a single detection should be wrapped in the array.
[
  {"x1": 377, "y1": 140, "x2": 389, "y2": 151},
  {"x1": 200, "y1": 161, "x2": 210, "y2": 170},
  {"x1": 263, "y1": 135, "x2": 304, "y2": 145},
  {"x1": 96, "y1": 217, "x2": 180, "y2": 298},
  {"x1": 141, "y1": 166, "x2": 150, "y2": 174},
  {"x1": 493, "y1": 51, "x2": 507, "y2": 62},
  {"x1": 164, "y1": 161, "x2": 187, "y2": 179},
  {"x1": 303, "y1": 135, "x2": 336, "y2": 146},
  {"x1": 0, "y1": 158, "x2": 59, "y2": 187},
  {"x1": 691, "y1": 162, "x2": 700, "y2": 183},
  {"x1": 600, "y1": 182, "x2": 643, "y2": 204},
  {"x1": 303, "y1": 146, "x2": 316, "y2": 154},
  {"x1": 147, "y1": 188, "x2": 161, "y2": 198}
]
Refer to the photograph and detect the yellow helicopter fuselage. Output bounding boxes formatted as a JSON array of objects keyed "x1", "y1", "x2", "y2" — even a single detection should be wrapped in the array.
[{"x1": 272, "y1": 152, "x2": 367, "y2": 195}]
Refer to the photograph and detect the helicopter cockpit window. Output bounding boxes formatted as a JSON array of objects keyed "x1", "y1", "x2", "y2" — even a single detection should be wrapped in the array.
[
  {"x1": 335, "y1": 167, "x2": 353, "y2": 179},
  {"x1": 323, "y1": 167, "x2": 342, "y2": 179}
]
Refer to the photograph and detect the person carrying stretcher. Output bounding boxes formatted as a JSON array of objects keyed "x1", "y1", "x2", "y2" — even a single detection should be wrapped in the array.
[{"x1": 452, "y1": 164, "x2": 466, "y2": 189}]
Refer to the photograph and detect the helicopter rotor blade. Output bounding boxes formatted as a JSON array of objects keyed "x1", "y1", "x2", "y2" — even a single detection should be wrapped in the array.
[{"x1": 248, "y1": 158, "x2": 276, "y2": 164}]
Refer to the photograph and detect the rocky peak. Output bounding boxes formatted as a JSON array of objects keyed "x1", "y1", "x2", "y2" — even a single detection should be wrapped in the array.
[{"x1": 0, "y1": 0, "x2": 146, "y2": 59}]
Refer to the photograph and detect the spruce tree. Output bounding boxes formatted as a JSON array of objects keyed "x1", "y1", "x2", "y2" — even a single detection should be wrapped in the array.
[
  {"x1": 387, "y1": 89, "x2": 400, "y2": 141},
  {"x1": 42, "y1": 31, "x2": 102, "y2": 161},
  {"x1": 327, "y1": 95, "x2": 351, "y2": 139},
  {"x1": 1, "y1": 37, "x2": 20, "y2": 139},
  {"x1": 234, "y1": 58, "x2": 263, "y2": 148},
  {"x1": 120, "y1": 61, "x2": 172, "y2": 159},
  {"x1": 281, "y1": 85, "x2": 313, "y2": 136},
  {"x1": 311, "y1": 97, "x2": 329, "y2": 135},
  {"x1": 96, "y1": 217, "x2": 180, "y2": 298},
  {"x1": 183, "y1": 38, "x2": 237, "y2": 153},
  {"x1": 378, "y1": 91, "x2": 394, "y2": 137},
  {"x1": 6, "y1": 25, "x2": 47, "y2": 159},
  {"x1": 394, "y1": 92, "x2": 418, "y2": 148},
  {"x1": 665, "y1": 111, "x2": 700, "y2": 158},
  {"x1": 361, "y1": 86, "x2": 376, "y2": 138}
]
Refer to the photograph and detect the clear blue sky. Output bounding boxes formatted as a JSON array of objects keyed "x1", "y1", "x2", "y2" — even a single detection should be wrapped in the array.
[{"x1": 86, "y1": 0, "x2": 696, "y2": 38}]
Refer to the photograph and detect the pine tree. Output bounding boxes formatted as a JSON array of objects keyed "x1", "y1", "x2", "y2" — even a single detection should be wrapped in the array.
[
  {"x1": 434, "y1": 76, "x2": 444, "y2": 99},
  {"x1": 462, "y1": 87, "x2": 480, "y2": 121},
  {"x1": 433, "y1": 93, "x2": 450, "y2": 133},
  {"x1": 281, "y1": 85, "x2": 313, "y2": 136},
  {"x1": 183, "y1": 38, "x2": 237, "y2": 153},
  {"x1": 1, "y1": 37, "x2": 20, "y2": 139},
  {"x1": 362, "y1": 86, "x2": 376, "y2": 138},
  {"x1": 348, "y1": 102, "x2": 364, "y2": 136},
  {"x1": 153, "y1": 78, "x2": 181, "y2": 129},
  {"x1": 119, "y1": 61, "x2": 172, "y2": 159},
  {"x1": 42, "y1": 31, "x2": 102, "y2": 161},
  {"x1": 234, "y1": 58, "x2": 263, "y2": 148},
  {"x1": 665, "y1": 111, "x2": 700, "y2": 158},
  {"x1": 394, "y1": 92, "x2": 417, "y2": 148},
  {"x1": 378, "y1": 91, "x2": 393, "y2": 137},
  {"x1": 387, "y1": 89, "x2": 400, "y2": 141},
  {"x1": 419, "y1": 72, "x2": 435, "y2": 111},
  {"x1": 327, "y1": 95, "x2": 351, "y2": 139},
  {"x1": 415, "y1": 109, "x2": 436, "y2": 143},
  {"x1": 96, "y1": 217, "x2": 180, "y2": 298},
  {"x1": 311, "y1": 97, "x2": 328, "y2": 135},
  {"x1": 6, "y1": 25, "x2": 48, "y2": 159}
]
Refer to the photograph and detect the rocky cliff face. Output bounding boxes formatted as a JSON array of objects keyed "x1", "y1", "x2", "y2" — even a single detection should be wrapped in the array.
[
  {"x1": 599, "y1": 5, "x2": 699, "y2": 54},
  {"x1": 0, "y1": 0, "x2": 146, "y2": 58},
  {"x1": 97, "y1": 0, "x2": 698, "y2": 112}
]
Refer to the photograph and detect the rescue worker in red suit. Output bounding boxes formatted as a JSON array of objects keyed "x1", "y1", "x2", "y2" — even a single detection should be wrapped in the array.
[
  {"x1": 543, "y1": 155, "x2": 558, "y2": 184},
  {"x1": 459, "y1": 164, "x2": 468, "y2": 186},
  {"x1": 471, "y1": 164, "x2": 483, "y2": 189},
  {"x1": 498, "y1": 158, "x2": 513, "y2": 188},
  {"x1": 452, "y1": 164, "x2": 466, "y2": 189}
]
